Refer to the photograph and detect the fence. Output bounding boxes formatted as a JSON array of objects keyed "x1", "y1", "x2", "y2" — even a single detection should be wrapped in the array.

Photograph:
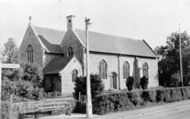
[{"x1": 1, "y1": 96, "x2": 75, "y2": 119}]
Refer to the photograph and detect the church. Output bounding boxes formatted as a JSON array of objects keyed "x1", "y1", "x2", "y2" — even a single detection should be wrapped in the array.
[{"x1": 19, "y1": 15, "x2": 159, "y2": 94}]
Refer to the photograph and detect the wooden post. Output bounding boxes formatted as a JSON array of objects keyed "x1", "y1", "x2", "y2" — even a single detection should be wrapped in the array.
[
  {"x1": 0, "y1": 61, "x2": 20, "y2": 118},
  {"x1": 9, "y1": 95, "x2": 13, "y2": 119},
  {"x1": 0, "y1": 61, "x2": 1, "y2": 117}
]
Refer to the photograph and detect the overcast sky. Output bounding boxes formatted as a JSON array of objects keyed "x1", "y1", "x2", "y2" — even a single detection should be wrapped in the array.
[{"x1": 1, "y1": 0, "x2": 190, "y2": 50}]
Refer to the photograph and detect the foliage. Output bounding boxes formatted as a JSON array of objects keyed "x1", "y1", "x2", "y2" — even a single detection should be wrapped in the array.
[
  {"x1": 1, "y1": 38, "x2": 45, "y2": 101},
  {"x1": 155, "y1": 31, "x2": 190, "y2": 87},
  {"x1": 125, "y1": 76, "x2": 134, "y2": 91},
  {"x1": 1, "y1": 37, "x2": 18, "y2": 63},
  {"x1": 74, "y1": 74, "x2": 104, "y2": 100},
  {"x1": 133, "y1": 58, "x2": 140, "y2": 88},
  {"x1": 20, "y1": 63, "x2": 43, "y2": 87},
  {"x1": 93, "y1": 87, "x2": 190, "y2": 115},
  {"x1": 2, "y1": 63, "x2": 44, "y2": 100},
  {"x1": 1, "y1": 36, "x2": 19, "y2": 80},
  {"x1": 1, "y1": 78, "x2": 15, "y2": 100},
  {"x1": 140, "y1": 76, "x2": 148, "y2": 90},
  {"x1": 1, "y1": 38, "x2": 20, "y2": 100}
]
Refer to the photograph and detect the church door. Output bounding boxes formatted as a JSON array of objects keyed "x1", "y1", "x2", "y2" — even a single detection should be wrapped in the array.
[{"x1": 112, "y1": 72, "x2": 117, "y2": 89}]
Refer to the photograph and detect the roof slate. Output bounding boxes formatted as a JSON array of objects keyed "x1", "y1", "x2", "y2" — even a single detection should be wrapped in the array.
[
  {"x1": 33, "y1": 25, "x2": 157, "y2": 58},
  {"x1": 34, "y1": 26, "x2": 65, "y2": 53},
  {"x1": 43, "y1": 56, "x2": 73, "y2": 74},
  {"x1": 75, "y1": 29, "x2": 157, "y2": 58},
  {"x1": 34, "y1": 26, "x2": 65, "y2": 44}
]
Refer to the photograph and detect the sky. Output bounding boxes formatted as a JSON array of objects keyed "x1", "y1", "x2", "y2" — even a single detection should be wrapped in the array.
[{"x1": 1, "y1": 0, "x2": 190, "y2": 50}]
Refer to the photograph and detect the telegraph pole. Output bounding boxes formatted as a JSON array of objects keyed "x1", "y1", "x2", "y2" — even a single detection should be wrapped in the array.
[
  {"x1": 85, "y1": 17, "x2": 93, "y2": 118},
  {"x1": 179, "y1": 24, "x2": 184, "y2": 86}
]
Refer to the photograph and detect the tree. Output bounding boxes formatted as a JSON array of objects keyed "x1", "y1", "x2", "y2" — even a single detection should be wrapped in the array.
[
  {"x1": 125, "y1": 76, "x2": 134, "y2": 91},
  {"x1": 1, "y1": 38, "x2": 44, "y2": 100},
  {"x1": 133, "y1": 58, "x2": 140, "y2": 88},
  {"x1": 1, "y1": 38, "x2": 19, "y2": 100},
  {"x1": 140, "y1": 76, "x2": 148, "y2": 90},
  {"x1": 155, "y1": 31, "x2": 190, "y2": 86},
  {"x1": 74, "y1": 74, "x2": 104, "y2": 100},
  {"x1": 2, "y1": 38, "x2": 18, "y2": 63},
  {"x1": 1, "y1": 38, "x2": 19, "y2": 81}
]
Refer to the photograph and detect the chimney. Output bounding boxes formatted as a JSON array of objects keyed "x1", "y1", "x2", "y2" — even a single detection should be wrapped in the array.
[{"x1": 66, "y1": 15, "x2": 75, "y2": 30}]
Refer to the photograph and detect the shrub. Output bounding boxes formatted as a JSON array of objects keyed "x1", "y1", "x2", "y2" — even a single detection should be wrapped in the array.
[
  {"x1": 128, "y1": 91, "x2": 143, "y2": 106},
  {"x1": 140, "y1": 76, "x2": 148, "y2": 90},
  {"x1": 74, "y1": 74, "x2": 104, "y2": 100},
  {"x1": 93, "y1": 93, "x2": 133, "y2": 115},
  {"x1": 125, "y1": 76, "x2": 134, "y2": 91},
  {"x1": 20, "y1": 63, "x2": 43, "y2": 87},
  {"x1": 141, "y1": 90, "x2": 156, "y2": 102},
  {"x1": 93, "y1": 87, "x2": 190, "y2": 115}
]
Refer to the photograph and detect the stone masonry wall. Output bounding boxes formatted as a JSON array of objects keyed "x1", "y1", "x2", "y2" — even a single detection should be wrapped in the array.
[
  {"x1": 60, "y1": 57, "x2": 82, "y2": 94},
  {"x1": 19, "y1": 25, "x2": 43, "y2": 68},
  {"x1": 61, "y1": 29, "x2": 84, "y2": 65},
  {"x1": 88, "y1": 53, "x2": 158, "y2": 90}
]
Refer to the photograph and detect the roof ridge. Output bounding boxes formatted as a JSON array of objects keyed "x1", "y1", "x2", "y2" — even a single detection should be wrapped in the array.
[
  {"x1": 34, "y1": 25, "x2": 65, "y2": 32},
  {"x1": 75, "y1": 29, "x2": 141, "y2": 41},
  {"x1": 33, "y1": 25, "x2": 141, "y2": 41}
]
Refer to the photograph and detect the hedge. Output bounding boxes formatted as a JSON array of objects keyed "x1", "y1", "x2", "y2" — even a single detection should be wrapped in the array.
[{"x1": 93, "y1": 87, "x2": 190, "y2": 115}]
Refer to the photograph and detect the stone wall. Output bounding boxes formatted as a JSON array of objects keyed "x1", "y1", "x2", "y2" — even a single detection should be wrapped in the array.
[
  {"x1": 61, "y1": 29, "x2": 84, "y2": 65},
  {"x1": 89, "y1": 53, "x2": 119, "y2": 90},
  {"x1": 88, "y1": 52, "x2": 158, "y2": 90},
  {"x1": 19, "y1": 25, "x2": 43, "y2": 68},
  {"x1": 60, "y1": 57, "x2": 82, "y2": 94}
]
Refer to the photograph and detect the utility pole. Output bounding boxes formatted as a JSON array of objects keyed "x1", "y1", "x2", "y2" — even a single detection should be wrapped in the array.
[
  {"x1": 85, "y1": 17, "x2": 93, "y2": 118},
  {"x1": 179, "y1": 24, "x2": 184, "y2": 86}
]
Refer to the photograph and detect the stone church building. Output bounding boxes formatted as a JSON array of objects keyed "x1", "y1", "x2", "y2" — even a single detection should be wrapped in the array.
[{"x1": 19, "y1": 15, "x2": 158, "y2": 94}]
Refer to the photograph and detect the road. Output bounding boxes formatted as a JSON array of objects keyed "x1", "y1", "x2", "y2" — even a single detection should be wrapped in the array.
[
  {"x1": 123, "y1": 104, "x2": 190, "y2": 119},
  {"x1": 39, "y1": 100, "x2": 190, "y2": 119}
]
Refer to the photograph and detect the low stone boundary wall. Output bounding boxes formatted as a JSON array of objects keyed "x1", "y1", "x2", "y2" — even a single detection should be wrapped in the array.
[{"x1": 1, "y1": 97, "x2": 75, "y2": 119}]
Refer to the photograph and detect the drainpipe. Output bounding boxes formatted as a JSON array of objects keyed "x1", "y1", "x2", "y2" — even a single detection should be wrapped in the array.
[{"x1": 118, "y1": 55, "x2": 121, "y2": 89}]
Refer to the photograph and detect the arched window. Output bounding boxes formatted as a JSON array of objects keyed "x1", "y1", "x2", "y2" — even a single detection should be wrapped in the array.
[
  {"x1": 99, "y1": 60, "x2": 107, "y2": 79},
  {"x1": 123, "y1": 61, "x2": 130, "y2": 79},
  {"x1": 26, "y1": 45, "x2": 33, "y2": 63},
  {"x1": 143, "y1": 63, "x2": 149, "y2": 78},
  {"x1": 68, "y1": 47, "x2": 73, "y2": 57},
  {"x1": 72, "y1": 69, "x2": 78, "y2": 82}
]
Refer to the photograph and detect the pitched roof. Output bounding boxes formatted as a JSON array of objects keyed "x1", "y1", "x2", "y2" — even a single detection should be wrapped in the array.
[
  {"x1": 38, "y1": 35, "x2": 63, "y2": 53},
  {"x1": 43, "y1": 56, "x2": 73, "y2": 74},
  {"x1": 33, "y1": 25, "x2": 157, "y2": 58},
  {"x1": 34, "y1": 26, "x2": 65, "y2": 53},
  {"x1": 75, "y1": 29, "x2": 157, "y2": 58}
]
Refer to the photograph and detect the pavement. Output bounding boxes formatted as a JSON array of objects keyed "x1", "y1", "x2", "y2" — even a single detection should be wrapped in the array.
[{"x1": 39, "y1": 100, "x2": 190, "y2": 119}]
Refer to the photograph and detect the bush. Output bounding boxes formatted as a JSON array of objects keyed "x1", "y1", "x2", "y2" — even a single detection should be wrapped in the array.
[
  {"x1": 93, "y1": 93, "x2": 133, "y2": 115},
  {"x1": 125, "y1": 76, "x2": 134, "y2": 91},
  {"x1": 74, "y1": 74, "x2": 104, "y2": 100},
  {"x1": 140, "y1": 76, "x2": 148, "y2": 90},
  {"x1": 20, "y1": 63, "x2": 43, "y2": 87},
  {"x1": 128, "y1": 91, "x2": 143, "y2": 106},
  {"x1": 141, "y1": 90, "x2": 156, "y2": 102},
  {"x1": 93, "y1": 86, "x2": 190, "y2": 115}
]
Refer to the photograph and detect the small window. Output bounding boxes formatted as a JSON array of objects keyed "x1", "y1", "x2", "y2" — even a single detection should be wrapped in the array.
[
  {"x1": 123, "y1": 61, "x2": 130, "y2": 79},
  {"x1": 68, "y1": 47, "x2": 73, "y2": 57},
  {"x1": 26, "y1": 45, "x2": 33, "y2": 63},
  {"x1": 143, "y1": 63, "x2": 149, "y2": 78},
  {"x1": 72, "y1": 69, "x2": 78, "y2": 82},
  {"x1": 99, "y1": 60, "x2": 107, "y2": 79}
]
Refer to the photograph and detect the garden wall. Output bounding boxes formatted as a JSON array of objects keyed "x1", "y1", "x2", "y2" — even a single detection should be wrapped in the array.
[{"x1": 1, "y1": 96, "x2": 75, "y2": 119}]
